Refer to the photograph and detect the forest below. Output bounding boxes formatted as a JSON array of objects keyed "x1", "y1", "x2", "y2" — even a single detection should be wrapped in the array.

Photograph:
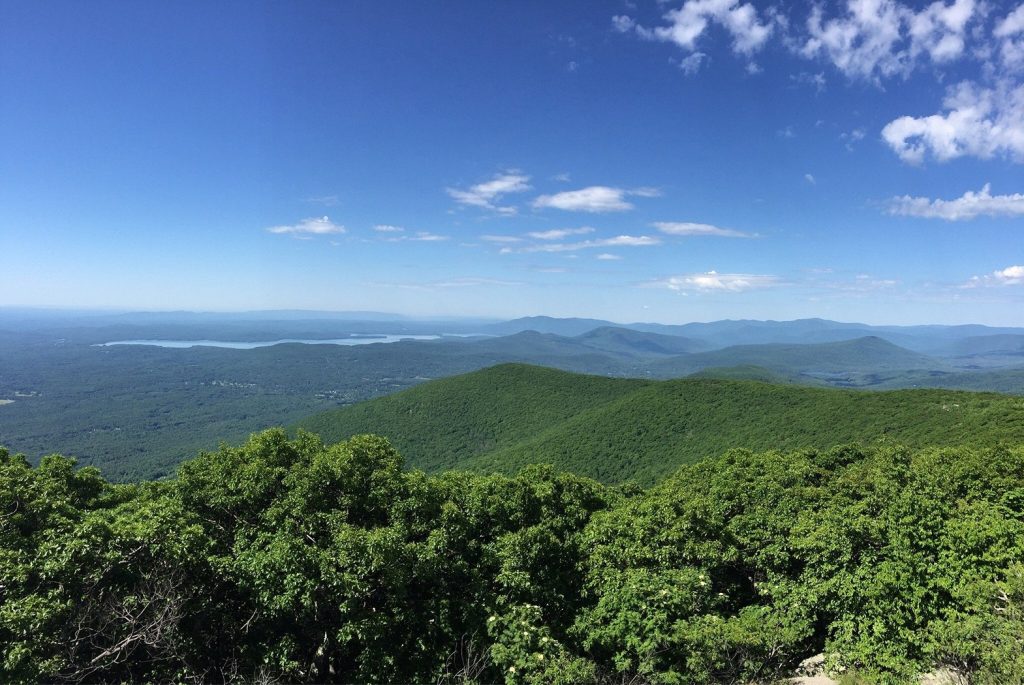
[{"x1": 3, "y1": 431, "x2": 1023, "y2": 684}]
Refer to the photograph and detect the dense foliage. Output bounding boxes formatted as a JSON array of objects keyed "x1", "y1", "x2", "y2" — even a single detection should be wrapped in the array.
[
  {"x1": 301, "y1": 364, "x2": 1024, "y2": 484},
  {"x1": 3, "y1": 430, "x2": 1024, "y2": 683}
]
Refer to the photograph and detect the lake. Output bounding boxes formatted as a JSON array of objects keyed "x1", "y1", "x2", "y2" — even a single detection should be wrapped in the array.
[{"x1": 95, "y1": 334, "x2": 461, "y2": 349}]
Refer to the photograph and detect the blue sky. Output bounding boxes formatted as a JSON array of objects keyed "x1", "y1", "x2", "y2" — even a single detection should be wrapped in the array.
[{"x1": 1, "y1": 0, "x2": 1022, "y2": 325}]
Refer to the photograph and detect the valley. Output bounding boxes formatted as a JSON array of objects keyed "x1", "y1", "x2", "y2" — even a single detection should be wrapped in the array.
[{"x1": 3, "y1": 310, "x2": 1024, "y2": 481}]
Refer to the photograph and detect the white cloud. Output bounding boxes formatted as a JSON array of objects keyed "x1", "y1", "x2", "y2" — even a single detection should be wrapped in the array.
[
  {"x1": 480, "y1": 234, "x2": 523, "y2": 243},
  {"x1": 380, "y1": 230, "x2": 448, "y2": 243},
  {"x1": 998, "y1": 5, "x2": 1024, "y2": 37},
  {"x1": 907, "y1": 0, "x2": 975, "y2": 63},
  {"x1": 841, "y1": 127, "x2": 866, "y2": 150},
  {"x1": 996, "y1": 265, "x2": 1024, "y2": 283},
  {"x1": 596, "y1": 253, "x2": 622, "y2": 260},
  {"x1": 616, "y1": 0, "x2": 773, "y2": 57},
  {"x1": 801, "y1": 0, "x2": 977, "y2": 82},
  {"x1": 887, "y1": 183, "x2": 1024, "y2": 220},
  {"x1": 266, "y1": 216, "x2": 346, "y2": 236},
  {"x1": 533, "y1": 186, "x2": 659, "y2": 213},
  {"x1": 526, "y1": 227, "x2": 595, "y2": 240},
  {"x1": 995, "y1": 4, "x2": 1024, "y2": 71},
  {"x1": 804, "y1": 173, "x2": 816, "y2": 184},
  {"x1": 612, "y1": 14, "x2": 637, "y2": 33},
  {"x1": 373, "y1": 224, "x2": 405, "y2": 233},
  {"x1": 447, "y1": 172, "x2": 531, "y2": 214},
  {"x1": 845, "y1": 274, "x2": 900, "y2": 291},
  {"x1": 882, "y1": 80, "x2": 1024, "y2": 163},
  {"x1": 505, "y1": 235, "x2": 661, "y2": 253},
  {"x1": 677, "y1": 51, "x2": 708, "y2": 74},
  {"x1": 964, "y1": 265, "x2": 1024, "y2": 287},
  {"x1": 410, "y1": 231, "x2": 448, "y2": 242},
  {"x1": 652, "y1": 270, "x2": 781, "y2": 292},
  {"x1": 653, "y1": 221, "x2": 753, "y2": 237},
  {"x1": 791, "y1": 71, "x2": 827, "y2": 92}
]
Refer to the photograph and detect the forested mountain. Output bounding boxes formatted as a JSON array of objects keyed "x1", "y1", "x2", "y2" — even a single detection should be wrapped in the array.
[
  {"x1": 941, "y1": 334, "x2": 1024, "y2": 358},
  {"x1": 574, "y1": 326, "x2": 709, "y2": 356},
  {"x1": 297, "y1": 364, "x2": 1024, "y2": 484}
]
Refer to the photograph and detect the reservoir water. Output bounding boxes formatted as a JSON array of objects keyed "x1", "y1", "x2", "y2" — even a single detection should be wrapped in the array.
[{"x1": 95, "y1": 334, "x2": 458, "y2": 349}]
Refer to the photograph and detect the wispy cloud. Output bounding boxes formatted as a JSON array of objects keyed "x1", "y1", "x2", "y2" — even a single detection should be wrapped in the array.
[
  {"x1": 503, "y1": 235, "x2": 660, "y2": 254},
  {"x1": 596, "y1": 253, "x2": 622, "y2": 260},
  {"x1": 373, "y1": 224, "x2": 405, "y2": 233},
  {"x1": 804, "y1": 173, "x2": 816, "y2": 184},
  {"x1": 480, "y1": 234, "x2": 524, "y2": 243},
  {"x1": 447, "y1": 171, "x2": 531, "y2": 215},
  {"x1": 376, "y1": 277, "x2": 523, "y2": 290},
  {"x1": 791, "y1": 71, "x2": 826, "y2": 93},
  {"x1": 887, "y1": 184, "x2": 1024, "y2": 220},
  {"x1": 676, "y1": 51, "x2": 708, "y2": 75},
  {"x1": 303, "y1": 195, "x2": 340, "y2": 207},
  {"x1": 410, "y1": 231, "x2": 448, "y2": 242},
  {"x1": 653, "y1": 221, "x2": 753, "y2": 238},
  {"x1": 526, "y1": 227, "x2": 595, "y2": 240},
  {"x1": 964, "y1": 265, "x2": 1024, "y2": 288},
  {"x1": 430, "y1": 277, "x2": 520, "y2": 287},
  {"x1": 841, "y1": 128, "x2": 866, "y2": 151},
  {"x1": 379, "y1": 229, "x2": 449, "y2": 243},
  {"x1": 650, "y1": 270, "x2": 781, "y2": 292},
  {"x1": 533, "y1": 186, "x2": 659, "y2": 213},
  {"x1": 266, "y1": 216, "x2": 346, "y2": 236},
  {"x1": 836, "y1": 274, "x2": 900, "y2": 292}
]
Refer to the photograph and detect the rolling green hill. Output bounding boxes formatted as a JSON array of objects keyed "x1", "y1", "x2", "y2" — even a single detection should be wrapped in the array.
[
  {"x1": 295, "y1": 363, "x2": 1024, "y2": 484},
  {"x1": 295, "y1": 364, "x2": 649, "y2": 472}
]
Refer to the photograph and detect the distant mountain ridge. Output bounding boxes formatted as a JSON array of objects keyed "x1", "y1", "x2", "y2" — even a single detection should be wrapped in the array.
[
  {"x1": 649, "y1": 336, "x2": 946, "y2": 378},
  {"x1": 486, "y1": 315, "x2": 1024, "y2": 352}
]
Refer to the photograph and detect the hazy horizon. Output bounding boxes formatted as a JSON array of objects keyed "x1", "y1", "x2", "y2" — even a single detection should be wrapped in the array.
[{"x1": 3, "y1": 304, "x2": 1024, "y2": 329}]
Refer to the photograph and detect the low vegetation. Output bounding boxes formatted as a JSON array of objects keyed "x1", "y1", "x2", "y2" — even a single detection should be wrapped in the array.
[{"x1": 3, "y1": 429, "x2": 1024, "y2": 684}]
